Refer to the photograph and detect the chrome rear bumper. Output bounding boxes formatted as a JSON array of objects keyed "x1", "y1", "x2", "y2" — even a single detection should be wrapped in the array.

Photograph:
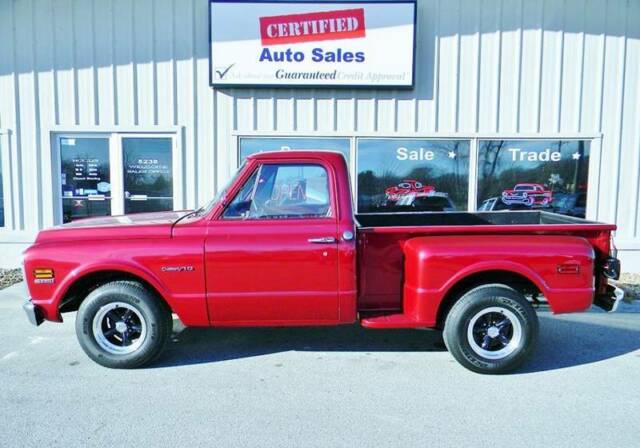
[
  {"x1": 594, "y1": 284, "x2": 625, "y2": 312},
  {"x1": 611, "y1": 286, "x2": 625, "y2": 313}
]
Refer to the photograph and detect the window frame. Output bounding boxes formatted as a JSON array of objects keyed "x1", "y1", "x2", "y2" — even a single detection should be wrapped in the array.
[
  {"x1": 52, "y1": 131, "x2": 182, "y2": 225},
  {"x1": 221, "y1": 161, "x2": 337, "y2": 222},
  {"x1": 232, "y1": 132, "x2": 601, "y2": 220}
]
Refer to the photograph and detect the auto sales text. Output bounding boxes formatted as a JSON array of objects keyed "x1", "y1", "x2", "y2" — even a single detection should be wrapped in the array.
[{"x1": 259, "y1": 47, "x2": 365, "y2": 63}]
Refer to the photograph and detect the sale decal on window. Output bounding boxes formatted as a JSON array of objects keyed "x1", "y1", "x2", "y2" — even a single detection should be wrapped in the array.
[{"x1": 357, "y1": 139, "x2": 471, "y2": 214}]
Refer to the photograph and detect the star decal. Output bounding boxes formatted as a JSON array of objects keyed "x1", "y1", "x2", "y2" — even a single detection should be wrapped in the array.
[
  {"x1": 572, "y1": 152, "x2": 581, "y2": 160},
  {"x1": 448, "y1": 151, "x2": 457, "y2": 159}
]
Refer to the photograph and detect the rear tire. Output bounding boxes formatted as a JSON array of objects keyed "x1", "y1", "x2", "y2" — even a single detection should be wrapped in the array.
[
  {"x1": 443, "y1": 285, "x2": 538, "y2": 374},
  {"x1": 75, "y1": 281, "x2": 172, "y2": 369}
]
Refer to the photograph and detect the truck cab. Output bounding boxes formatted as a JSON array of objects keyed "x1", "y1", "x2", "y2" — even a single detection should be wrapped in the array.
[{"x1": 201, "y1": 151, "x2": 357, "y2": 325}]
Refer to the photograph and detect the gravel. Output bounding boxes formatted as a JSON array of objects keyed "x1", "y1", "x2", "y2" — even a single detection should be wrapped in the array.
[
  {"x1": 616, "y1": 272, "x2": 640, "y2": 301},
  {"x1": 0, "y1": 269, "x2": 23, "y2": 290}
]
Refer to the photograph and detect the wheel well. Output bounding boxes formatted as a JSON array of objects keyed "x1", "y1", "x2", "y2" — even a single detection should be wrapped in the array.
[
  {"x1": 435, "y1": 270, "x2": 541, "y2": 329},
  {"x1": 59, "y1": 270, "x2": 170, "y2": 314}
]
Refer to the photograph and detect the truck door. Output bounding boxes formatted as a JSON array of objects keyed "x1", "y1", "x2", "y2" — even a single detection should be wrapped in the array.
[{"x1": 204, "y1": 161, "x2": 339, "y2": 324}]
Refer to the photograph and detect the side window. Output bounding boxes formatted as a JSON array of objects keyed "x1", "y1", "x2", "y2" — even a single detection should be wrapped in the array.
[
  {"x1": 222, "y1": 170, "x2": 259, "y2": 218},
  {"x1": 223, "y1": 164, "x2": 332, "y2": 219}
]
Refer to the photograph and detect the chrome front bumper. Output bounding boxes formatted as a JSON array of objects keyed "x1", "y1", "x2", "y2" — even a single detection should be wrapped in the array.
[{"x1": 23, "y1": 300, "x2": 44, "y2": 326}]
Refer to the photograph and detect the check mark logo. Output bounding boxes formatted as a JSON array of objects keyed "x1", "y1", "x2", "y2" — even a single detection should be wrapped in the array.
[{"x1": 215, "y1": 63, "x2": 235, "y2": 79}]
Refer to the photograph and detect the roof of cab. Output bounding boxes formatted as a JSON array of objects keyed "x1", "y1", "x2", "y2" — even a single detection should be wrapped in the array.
[{"x1": 247, "y1": 150, "x2": 347, "y2": 163}]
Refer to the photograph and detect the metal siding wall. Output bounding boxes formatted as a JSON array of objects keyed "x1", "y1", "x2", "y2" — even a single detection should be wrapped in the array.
[{"x1": 0, "y1": 0, "x2": 639, "y2": 267}]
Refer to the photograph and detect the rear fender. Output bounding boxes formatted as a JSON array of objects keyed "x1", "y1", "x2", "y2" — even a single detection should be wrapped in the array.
[{"x1": 402, "y1": 235, "x2": 596, "y2": 326}]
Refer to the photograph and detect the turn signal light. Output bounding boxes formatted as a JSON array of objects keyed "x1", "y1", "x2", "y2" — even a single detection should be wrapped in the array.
[{"x1": 33, "y1": 268, "x2": 54, "y2": 279}]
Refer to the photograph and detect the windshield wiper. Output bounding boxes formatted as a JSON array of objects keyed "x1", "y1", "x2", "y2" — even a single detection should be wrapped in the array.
[{"x1": 171, "y1": 207, "x2": 203, "y2": 228}]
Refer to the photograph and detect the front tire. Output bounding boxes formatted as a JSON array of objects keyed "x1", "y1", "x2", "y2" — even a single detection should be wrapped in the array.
[
  {"x1": 75, "y1": 281, "x2": 172, "y2": 369},
  {"x1": 443, "y1": 285, "x2": 538, "y2": 374}
]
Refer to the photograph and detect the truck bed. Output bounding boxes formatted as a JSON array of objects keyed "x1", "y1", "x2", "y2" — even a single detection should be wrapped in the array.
[
  {"x1": 355, "y1": 211, "x2": 615, "y2": 234},
  {"x1": 355, "y1": 211, "x2": 615, "y2": 313}
]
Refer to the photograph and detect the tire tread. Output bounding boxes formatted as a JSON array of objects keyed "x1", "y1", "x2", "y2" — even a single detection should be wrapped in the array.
[
  {"x1": 443, "y1": 284, "x2": 538, "y2": 374},
  {"x1": 75, "y1": 280, "x2": 172, "y2": 369}
]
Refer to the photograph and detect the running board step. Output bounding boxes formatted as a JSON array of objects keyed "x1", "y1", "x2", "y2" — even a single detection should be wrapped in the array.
[{"x1": 360, "y1": 314, "x2": 423, "y2": 329}]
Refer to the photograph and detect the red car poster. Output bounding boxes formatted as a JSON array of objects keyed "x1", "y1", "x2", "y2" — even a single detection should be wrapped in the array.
[
  {"x1": 477, "y1": 140, "x2": 589, "y2": 217},
  {"x1": 500, "y1": 183, "x2": 553, "y2": 206}
]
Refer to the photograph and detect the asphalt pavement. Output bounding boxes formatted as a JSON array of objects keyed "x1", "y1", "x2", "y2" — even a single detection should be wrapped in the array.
[{"x1": 1, "y1": 282, "x2": 639, "y2": 447}]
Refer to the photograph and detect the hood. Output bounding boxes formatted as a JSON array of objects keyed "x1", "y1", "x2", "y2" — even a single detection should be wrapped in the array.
[
  {"x1": 60, "y1": 210, "x2": 191, "y2": 228},
  {"x1": 35, "y1": 210, "x2": 193, "y2": 244}
]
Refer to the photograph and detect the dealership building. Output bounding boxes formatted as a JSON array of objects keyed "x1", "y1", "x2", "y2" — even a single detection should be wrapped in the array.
[{"x1": 1, "y1": 0, "x2": 639, "y2": 268}]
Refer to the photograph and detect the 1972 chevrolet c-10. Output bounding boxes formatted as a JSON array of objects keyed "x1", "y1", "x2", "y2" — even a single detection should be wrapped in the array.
[{"x1": 22, "y1": 151, "x2": 624, "y2": 373}]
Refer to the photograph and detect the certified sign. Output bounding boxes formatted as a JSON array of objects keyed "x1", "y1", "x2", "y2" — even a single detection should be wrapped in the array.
[{"x1": 209, "y1": 1, "x2": 416, "y2": 88}]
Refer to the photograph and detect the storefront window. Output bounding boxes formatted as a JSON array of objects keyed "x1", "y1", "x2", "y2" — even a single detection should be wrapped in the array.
[
  {"x1": 357, "y1": 139, "x2": 470, "y2": 213},
  {"x1": 58, "y1": 134, "x2": 177, "y2": 223},
  {"x1": 60, "y1": 137, "x2": 111, "y2": 223},
  {"x1": 123, "y1": 138, "x2": 173, "y2": 214},
  {"x1": 239, "y1": 137, "x2": 350, "y2": 164},
  {"x1": 477, "y1": 140, "x2": 590, "y2": 218}
]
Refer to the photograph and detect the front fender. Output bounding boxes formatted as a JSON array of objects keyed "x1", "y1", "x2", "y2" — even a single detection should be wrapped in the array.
[
  {"x1": 61, "y1": 261, "x2": 172, "y2": 306},
  {"x1": 23, "y1": 237, "x2": 208, "y2": 326},
  {"x1": 25, "y1": 259, "x2": 171, "y2": 323}
]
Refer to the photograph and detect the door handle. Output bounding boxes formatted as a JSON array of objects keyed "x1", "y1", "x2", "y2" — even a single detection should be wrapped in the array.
[{"x1": 308, "y1": 237, "x2": 337, "y2": 244}]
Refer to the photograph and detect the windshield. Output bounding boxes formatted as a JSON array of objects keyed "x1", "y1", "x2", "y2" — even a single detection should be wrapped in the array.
[{"x1": 198, "y1": 161, "x2": 247, "y2": 215}]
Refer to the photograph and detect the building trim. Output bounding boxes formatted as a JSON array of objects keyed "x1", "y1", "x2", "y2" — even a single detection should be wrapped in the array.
[
  {"x1": 0, "y1": 129, "x2": 14, "y2": 230},
  {"x1": 232, "y1": 130, "x2": 604, "y2": 139}
]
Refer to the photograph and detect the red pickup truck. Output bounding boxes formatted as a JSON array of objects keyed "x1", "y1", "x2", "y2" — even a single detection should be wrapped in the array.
[{"x1": 22, "y1": 151, "x2": 623, "y2": 374}]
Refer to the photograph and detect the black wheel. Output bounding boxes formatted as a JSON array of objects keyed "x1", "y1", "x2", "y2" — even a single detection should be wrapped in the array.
[
  {"x1": 443, "y1": 284, "x2": 538, "y2": 374},
  {"x1": 75, "y1": 281, "x2": 172, "y2": 369}
]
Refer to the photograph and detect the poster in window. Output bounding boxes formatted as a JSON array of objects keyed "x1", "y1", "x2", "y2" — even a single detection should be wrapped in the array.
[
  {"x1": 60, "y1": 137, "x2": 111, "y2": 223},
  {"x1": 123, "y1": 138, "x2": 173, "y2": 214},
  {"x1": 476, "y1": 140, "x2": 590, "y2": 218},
  {"x1": 357, "y1": 139, "x2": 470, "y2": 213}
]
